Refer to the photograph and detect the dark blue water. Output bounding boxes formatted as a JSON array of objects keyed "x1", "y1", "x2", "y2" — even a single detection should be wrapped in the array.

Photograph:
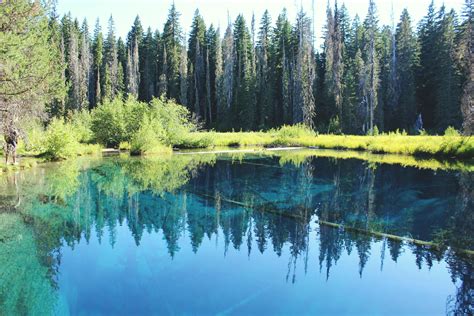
[{"x1": 0, "y1": 152, "x2": 472, "y2": 315}]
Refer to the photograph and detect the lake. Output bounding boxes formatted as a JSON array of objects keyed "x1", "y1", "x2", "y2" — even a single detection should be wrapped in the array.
[{"x1": 0, "y1": 150, "x2": 472, "y2": 315}]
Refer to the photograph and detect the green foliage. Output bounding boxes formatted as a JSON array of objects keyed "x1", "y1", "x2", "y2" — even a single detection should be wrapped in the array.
[
  {"x1": 69, "y1": 110, "x2": 94, "y2": 143},
  {"x1": 130, "y1": 116, "x2": 169, "y2": 155},
  {"x1": 0, "y1": 0, "x2": 65, "y2": 117},
  {"x1": 180, "y1": 127, "x2": 473, "y2": 159},
  {"x1": 148, "y1": 97, "x2": 196, "y2": 146},
  {"x1": 89, "y1": 96, "x2": 195, "y2": 153},
  {"x1": 444, "y1": 126, "x2": 460, "y2": 136},
  {"x1": 43, "y1": 119, "x2": 81, "y2": 160},
  {"x1": 327, "y1": 117, "x2": 342, "y2": 134},
  {"x1": 276, "y1": 124, "x2": 316, "y2": 139},
  {"x1": 177, "y1": 132, "x2": 215, "y2": 149},
  {"x1": 90, "y1": 98, "x2": 128, "y2": 147}
]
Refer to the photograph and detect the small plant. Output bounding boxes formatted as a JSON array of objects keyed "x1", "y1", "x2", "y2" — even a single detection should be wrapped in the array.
[
  {"x1": 327, "y1": 116, "x2": 342, "y2": 135},
  {"x1": 444, "y1": 126, "x2": 460, "y2": 137}
]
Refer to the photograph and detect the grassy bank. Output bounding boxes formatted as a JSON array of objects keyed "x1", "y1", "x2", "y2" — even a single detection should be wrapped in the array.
[
  {"x1": 183, "y1": 126, "x2": 474, "y2": 159},
  {"x1": 3, "y1": 97, "x2": 473, "y2": 164}
]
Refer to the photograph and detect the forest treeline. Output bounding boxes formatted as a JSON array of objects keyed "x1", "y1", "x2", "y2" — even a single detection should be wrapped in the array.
[
  {"x1": 0, "y1": 0, "x2": 473, "y2": 157},
  {"x1": 47, "y1": 0, "x2": 473, "y2": 134}
]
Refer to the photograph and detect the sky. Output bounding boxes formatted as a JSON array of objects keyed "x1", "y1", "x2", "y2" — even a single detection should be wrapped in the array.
[{"x1": 57, "y1": 0, "x2": 465, "y2": 48}]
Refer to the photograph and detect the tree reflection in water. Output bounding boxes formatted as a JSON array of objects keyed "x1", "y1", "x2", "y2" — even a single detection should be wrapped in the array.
[{"x1": 0, "y1": 151, "x2": 472, "y2": 314}]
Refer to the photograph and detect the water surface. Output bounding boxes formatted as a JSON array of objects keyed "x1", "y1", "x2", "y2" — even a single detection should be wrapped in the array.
[{"x1": 0, "y1": 150, "x2": 472, "y2": 315}]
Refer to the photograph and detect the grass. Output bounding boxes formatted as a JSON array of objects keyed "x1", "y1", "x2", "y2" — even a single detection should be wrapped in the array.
[{"x1": 182, "y1": 125, "x2": 474, "y2": 159}]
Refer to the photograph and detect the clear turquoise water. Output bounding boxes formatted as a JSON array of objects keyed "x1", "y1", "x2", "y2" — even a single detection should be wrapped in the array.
[{"x1": 0, "y1": 152, "x2": 472, "y2": 315}]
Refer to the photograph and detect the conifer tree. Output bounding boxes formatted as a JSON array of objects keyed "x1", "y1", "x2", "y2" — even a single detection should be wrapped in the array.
[
  {"x1": 67, "y1": 26, "x2": 81, "y2": 111},
  {"x1": 206, "y1": 25, "x2": 220, "y2": 125},
  {"x1": 395, "y1": 9, "x2": 418, "y2": 130},
  {"x1": 417, "y1": 1, "x2": 438, "y2": 130},
  {"x1": 256, "y1": 10, "x2": 273, "y2": 127},
  {"x1": 272, "y1": 10, "x2": 293, "y2": 125},
  {"x1": 293, "y1": 10, "x2": 316, "y2": 128},
  {"x1": 162, "y1": 4, "x2": 183, "y2": 100},
  {"x1": 362, "y1": 0, "x2": 380, "y2": 134},
  {"x1": 434, "y1": 7, "x2": 462, "y2": 131},
  {"x1": 233, "y1": 15, "x2": 256, "y2": 130},
  {"x1": 0, "y1": 0, "x2": 65, "y2": 160},
  {"x1": 91, "y1": 19, "x2": 103, "y2": 107},
  {"x1": 79, "y1": 20, "x2": 92, "y2": 110},
  {"x1": 219, "y1": 21, "x2": 234, "y2": 129},
  {"x1": 103, "y1": 16, "x2": 119, "y2": 100},
  {"x1": 188, "y1": 10, "x2": 207, "y2": 121},
  {"x1": 459, "y1": 0, "x2": 473, "y2": 134}
]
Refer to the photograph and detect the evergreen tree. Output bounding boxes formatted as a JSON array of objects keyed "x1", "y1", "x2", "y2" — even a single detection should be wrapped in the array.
[
  {"x1": 0, "y1": 0, "x2": 65, "y2": 160},
  {"x1": 434, "y1": 7, "x2": 462, "y2": 131},
  {"x1": 141, "y1": 28, "x2": 156, "y2": 101},
  {"x1": 293, "y1": 9, "x2": 316, "y2": 128},
  {"x1": 91, "y1": 19, "x2": 104, "y2": 107},
  {"x1": 162, "y1": 3, "x2": 183, "y2": 100},
  {"x1": 67, "y1": 25, "x2": 81, "y2": 111},
  {"x1": 417, "y1": 1, "x2": 438, "y2": 131},
  {"x1": 219, "y1": 21, "x2": 234, "y2": 129},
  {"x1": 179, "y1": 37, "x2": 188, "y2": 107},
  {"x1": 323, "y1": 1, "x2": 344, "y2": 131},
  {"x1": 459, "y1": 0, "x2": 473, "y2": 134},
  {"x1": 206, "y1": 25, "x2": 220, "y2": 126},
  {"x1": 256, "y1": 10, "x2": 273, "y2": 128},
  {"x1": 126, "y1": 16, "x2": 142, "y2": 98},
  {"x1": 47, "y1": 7, "x2": 67, "y2": 117},
  {"x1": 188, "y1": 10, "x2": 207, "y2": 122},
  {"x1": 272, "y1": 9, "x2": 293, "y2": 125},
  {"x1": 103, "y1": 16, "x2": 120, "y2": 100},
  {"x1": 233, "y1": 15, "x2": 256, "y2": 130},
  {"x1": 127, "y1": 47, "x2": 140, "y2": 97},
  {"x1": 362, "y1": 0, "x2": 380, "y2": 134},
  {"x1": 81, "y1": 20, "x2": 93, "y2": 109},
  {"x1": 395, "y1": 9, "x2": 418, "y2": 130}
]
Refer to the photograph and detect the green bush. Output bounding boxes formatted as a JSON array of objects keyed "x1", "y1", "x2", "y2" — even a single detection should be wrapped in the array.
[
  {"x1": 18, "y1": 119, "x2": 46, "y2": 155},
  {"x1": 69, "y1": 110, "x2": 94, "y2": 143},
  {"x1": 90, "y1": 96, "x2": 195, "y2": 149},
  {"x1": 43, "y1": 119, "x2": 80, "y2": 160},
  {"x1": 327, "y1": 117, "x2": 342, "y2": 134},
  {"x1": 130, "y1": 115, "x2": 168, "y2": 155},
  {"x1": 122, "y1": 96, "x2": 148, "y2": 139},
  {"x1": 444, "y1": 126, "x2": 460, "y2": 137},
  {"x1": 90, "y1": 98, "x2": 127, "y2": 147},
  {"x1": 148, "y1": 97, "x2": 197, "y2": 146}
]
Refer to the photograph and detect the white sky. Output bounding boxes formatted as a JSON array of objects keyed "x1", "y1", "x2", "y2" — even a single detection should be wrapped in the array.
[{"x1": 57, "y1": 0, "x2": 465, "y2": 48}]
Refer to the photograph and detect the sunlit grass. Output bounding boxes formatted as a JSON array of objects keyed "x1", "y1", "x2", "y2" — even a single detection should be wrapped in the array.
[{"x1": 184, "y1": 125, "x2": 474, "y2": 159}]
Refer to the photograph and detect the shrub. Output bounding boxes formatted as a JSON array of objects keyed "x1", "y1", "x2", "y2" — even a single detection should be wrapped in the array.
[
  {"x1": 69, "y1": 110, "x2": 94, "y2": 143},
  {"x1": 91, "y1": 98, "x2": 127, "y2": 147},
  {"x1": 444, "y1": 126, "x2": 460, "y2": 137},
  {"x1": 19, "y1": 119, "x2": 46, "y2": 155},
  {"x1": 43, "y1": 119, "x2": 80, "y2": 160},
  {"x1": 148, "y1": 97, "x2": 197, "y2": 146},
  {"x1": 122, "y1": 96, "x2": 148, "y2": 139},
  {"x1": 327, "y1": 116, "x2": 342, "y2": 134},
  {"x1": 90, "y1": 96, "x2": 195, "y2": 149},
  {"x1": 130, "y1": 115, "x2": 168, "y2": 155}
]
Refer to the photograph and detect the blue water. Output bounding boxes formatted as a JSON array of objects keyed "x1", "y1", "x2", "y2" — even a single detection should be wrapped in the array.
[{"x1": 0, "y1": 151, "x2": 472, "y2": 315}]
